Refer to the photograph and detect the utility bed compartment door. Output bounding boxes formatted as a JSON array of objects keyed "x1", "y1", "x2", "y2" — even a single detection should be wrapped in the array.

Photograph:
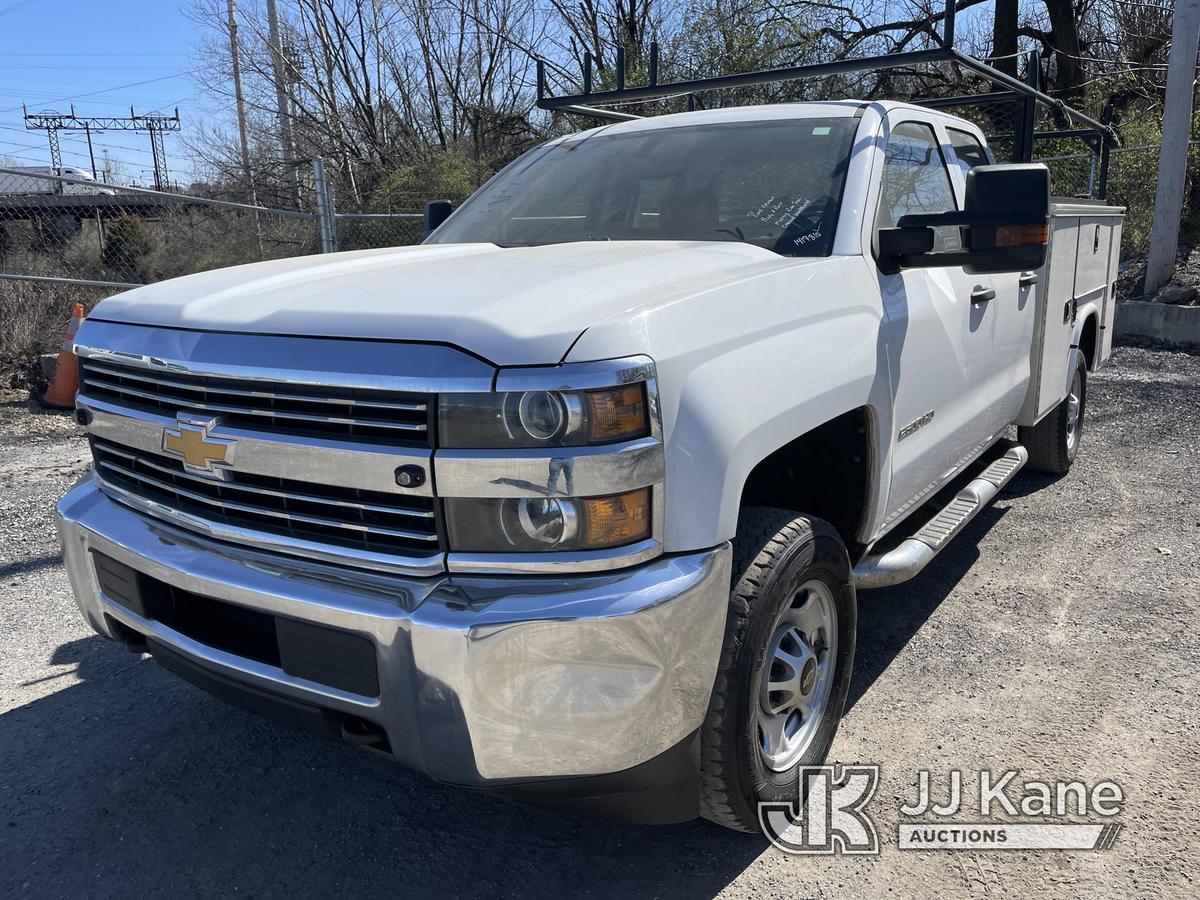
[
  {"x1": 1019, "y1": 215, "x2": 1078, "y2": 424},
  {"x1": 1018, "y1": 203, "x2": 1124, "y2": 426},
  {"x1": 1099, "y1": 217, "x2": 1124, "y2": 363},
  {"x1": 1075, "y1": 217, "x2": 1114, "y2": 296},
  {"x1": 1074, "y1": 214, "x2": 1123, "y2": 367}
]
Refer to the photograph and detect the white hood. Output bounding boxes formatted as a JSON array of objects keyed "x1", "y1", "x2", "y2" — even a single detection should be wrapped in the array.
[{"x1": 90, "y1": 241, "x2": 797, "y2": 365}]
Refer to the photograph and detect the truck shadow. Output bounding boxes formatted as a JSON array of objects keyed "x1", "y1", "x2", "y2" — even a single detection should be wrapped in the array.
[
  {"x1": 848, "y1": 502, "x2": 1010, "y2": 713},
  {"x1": 2, "y1": 490, "x2": 1021, "y2": 896},
  {"x1": 1, "y1": 636, "x2": 765, "y2": 897}
]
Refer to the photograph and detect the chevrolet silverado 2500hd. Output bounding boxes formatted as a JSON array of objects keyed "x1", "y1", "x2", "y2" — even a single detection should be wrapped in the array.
[{"x1": 56, "y1": 101, "x2": 1123, "y2": 831}]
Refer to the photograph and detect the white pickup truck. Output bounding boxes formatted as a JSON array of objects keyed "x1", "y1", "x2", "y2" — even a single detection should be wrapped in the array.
[
  {"x1": 56, "y1": 101, "x2": 1123, "y2": 830},
  {"x1": 0, "y1": 166, "x2": 110, "y2": 196}
]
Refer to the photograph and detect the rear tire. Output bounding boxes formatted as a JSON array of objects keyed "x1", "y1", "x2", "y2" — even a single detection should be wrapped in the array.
[
  {"x1": 1020, "y1": 352, "x2": 1087, "y2": 475},
  {"x1": 698, "y1": 507, "x2": 857, "y2": 833}
]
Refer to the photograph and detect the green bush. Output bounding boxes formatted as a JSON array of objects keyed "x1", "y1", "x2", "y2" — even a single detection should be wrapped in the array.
[
  {"x1": 369, "y1": 149, "x2": 478, "y2": 214},
  {"x1": 102, "y1": 214, "x2": 159, "y2": 283}
]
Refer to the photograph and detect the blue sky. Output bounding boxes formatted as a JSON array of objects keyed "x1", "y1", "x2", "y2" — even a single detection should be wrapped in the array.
[{"x1": 0, "y1": 0, "x2": 213, "y2": 185}]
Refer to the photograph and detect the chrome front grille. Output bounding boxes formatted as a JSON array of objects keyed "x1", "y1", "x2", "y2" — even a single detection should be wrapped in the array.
[
  {"x1": 79, "y1": 357, "x2": 432, "y2": 447},
  {"x1": 91, "y1": 438, "x2": 441, "y2": 557}
]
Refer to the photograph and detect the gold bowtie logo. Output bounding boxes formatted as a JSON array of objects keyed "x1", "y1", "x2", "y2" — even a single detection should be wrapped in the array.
[{"x1": 162, "y1": 417, "x2": 237, "y2": 478}]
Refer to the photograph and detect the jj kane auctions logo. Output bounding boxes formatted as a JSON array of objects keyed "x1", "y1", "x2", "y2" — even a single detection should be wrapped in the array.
[{"x1": 760, "y1": 767, "x2": 1124, "y2": 855}]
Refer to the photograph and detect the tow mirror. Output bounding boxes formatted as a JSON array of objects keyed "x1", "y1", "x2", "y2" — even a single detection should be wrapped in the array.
[
  {"x1": 878, "y1": 163, "x2": 1050, "y2": 275},
  {"x1": 423, "y1": 199, "x2": 453, "y2": 238}
]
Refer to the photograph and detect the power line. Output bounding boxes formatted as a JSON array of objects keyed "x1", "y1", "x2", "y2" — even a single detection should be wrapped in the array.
[
  {"x1": 0, "y1": 135, "x2": 47, "y2": 151},
  {"x1": 0, "y1": 133, "x2": 153, "y2": 169},
  {"x1": 0, "y1": 0, "x2": 37, "y2": 16},
  {"x1": 0, "y1": 146, "x2": 149, "y2": 170},
  {"x1": 0, "y1": 72, "x2": 190, "y2": 114},
  {"x1": 0, "y1": 121, "x2": 162, "y2": 157},
  {"x1": 0, "y1": 64, "x2": 187, "y2": 70},
  {"x1": 0, "y1": 52, "x2": 184, "y2": 57},
  {"x1": 0, "y1": 93, "x2": 189, "y2": 111}
]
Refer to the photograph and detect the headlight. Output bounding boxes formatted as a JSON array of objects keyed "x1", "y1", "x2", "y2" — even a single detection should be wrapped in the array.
[
  {"x1": 439, "y1": 385, "x2": 648, "y2": 448},
  {"x1": 445, "y1": 488, "x2": 651, "y2": 552}
]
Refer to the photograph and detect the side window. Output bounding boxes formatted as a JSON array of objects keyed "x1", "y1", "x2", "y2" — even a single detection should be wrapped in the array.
[
  {"x1": 948, "y1": 128, "x2": 994, "y2": 179},
  {"x1": 879, "y1": 121, "x2": 961, "y2": 252}
]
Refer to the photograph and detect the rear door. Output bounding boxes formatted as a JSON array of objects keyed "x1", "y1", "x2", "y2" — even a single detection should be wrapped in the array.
[
  {"x1": 944, "y1": 125, "x2": 1036, "y2": 427},
  {"x1": 874, "y1": 117, "x2": 1009, "y2": 532}
]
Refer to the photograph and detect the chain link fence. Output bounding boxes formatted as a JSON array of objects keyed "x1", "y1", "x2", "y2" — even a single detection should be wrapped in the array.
[
  {"x1": 0, "y1": 130, "x2": 1183, "y2": 383},
  {"x1": 0, "y1": 189, "x2": 319, "y2": 289},
  {"x1": 0, "y1": 162, "x2": 422, "y2": 381},
  {"x1": 333, "y1": 213, "x2": 425, "y2": 252},
  {"x1": 1105, "y1": 141, "x2": 1200, "y2": 260},
  {"x1": 0, "y1": 161, "x2": 427, "y2": 287}
]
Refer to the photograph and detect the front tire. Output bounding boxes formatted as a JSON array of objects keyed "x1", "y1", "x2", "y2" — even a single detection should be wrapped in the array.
[
  {"x1": 699, "y1": 508, "x2": 857, "y2": 833},
  {"x1": 1020, "y1": 351, "x2": 1087, "y2": 475}
]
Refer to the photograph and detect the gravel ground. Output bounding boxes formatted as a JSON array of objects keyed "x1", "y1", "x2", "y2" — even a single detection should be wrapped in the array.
[{"x1": 1, "y1": 346, "x2": 1197, "y2": 898}]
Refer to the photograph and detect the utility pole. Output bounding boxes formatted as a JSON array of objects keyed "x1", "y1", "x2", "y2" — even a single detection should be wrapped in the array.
[
  {"x1": 266, "y1": 0, "x2": 300, "y2": 207},
  {"x1": 83, "y1": 122, "x2": 97, "y2": 179},
  {"x1": 1146, "y1": 0, "x2": 1200, "y2": 293},
  {"x1": 226, "y1": 0, "x2": 258, "y2": 206}
]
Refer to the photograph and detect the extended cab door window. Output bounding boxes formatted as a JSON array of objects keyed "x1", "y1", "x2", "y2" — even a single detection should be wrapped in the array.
[
  {"x1": 947, "y1": 128, "x2": 995, "y2": 181},
  {"x1": 877, "y1": 121, "x2": 962, "y2": 252}
]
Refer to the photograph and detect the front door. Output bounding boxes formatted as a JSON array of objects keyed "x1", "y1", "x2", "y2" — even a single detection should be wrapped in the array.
[{"x1": 875, "y1": 117, "x2": 1011, "y2": 533}]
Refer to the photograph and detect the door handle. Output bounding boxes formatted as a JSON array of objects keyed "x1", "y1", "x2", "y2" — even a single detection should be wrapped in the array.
[
  {"x1": 970, "y1": 286, "x2": 996, "y2": 303},
  {"x1": 1019, "y1": 271, "x2": 1038, "y2": 287}
]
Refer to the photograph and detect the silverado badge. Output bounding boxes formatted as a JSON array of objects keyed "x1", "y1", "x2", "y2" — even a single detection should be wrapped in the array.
[{"x1": 162, "y1": 416, "x2": 237, "y2": 479}]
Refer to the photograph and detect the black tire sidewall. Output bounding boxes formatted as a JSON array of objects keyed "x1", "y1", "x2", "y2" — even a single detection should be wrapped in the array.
[
  {"x1": 730, "y1": 521, "x2": 857, "y2": 808},
  {"x1": 1066, "y1": 354, "x2": 1087, "y2": 464}
]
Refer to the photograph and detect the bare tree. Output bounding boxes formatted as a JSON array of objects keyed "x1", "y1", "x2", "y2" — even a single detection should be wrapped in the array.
[{"x1": 183, "y1": 0, "x2": 1180, "y2": 214}]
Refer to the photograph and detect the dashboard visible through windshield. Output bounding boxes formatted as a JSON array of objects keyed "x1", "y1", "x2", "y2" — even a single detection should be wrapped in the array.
[{"x1": 428, "y1": 117, "x2": 859, "y2": 257}]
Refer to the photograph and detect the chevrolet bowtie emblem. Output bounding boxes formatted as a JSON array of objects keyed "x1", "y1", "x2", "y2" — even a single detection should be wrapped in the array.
[{"x1": 162, "y1": 417, "x2": 237, "y2": 479}]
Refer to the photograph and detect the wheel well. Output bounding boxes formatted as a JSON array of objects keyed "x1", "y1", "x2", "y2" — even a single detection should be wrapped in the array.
[
  {"x1": 738, "y1": 407, "x2": 872, "y2": 553},
  {"x1": 1078, "y1": 314, "x2": 1098, "y2": 370}
]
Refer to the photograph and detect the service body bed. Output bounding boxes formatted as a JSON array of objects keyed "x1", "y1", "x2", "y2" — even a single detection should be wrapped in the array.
[{"x1": 1019, "y1": 199, "x2": 1125, "y2": 425}]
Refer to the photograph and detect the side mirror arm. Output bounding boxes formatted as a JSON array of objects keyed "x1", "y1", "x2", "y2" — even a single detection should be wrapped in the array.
[{"x1": 877, "y1": 225, "x2": 935, "y2": 275}]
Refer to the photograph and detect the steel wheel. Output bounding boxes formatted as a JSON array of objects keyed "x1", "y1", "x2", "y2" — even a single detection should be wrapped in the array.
[
  {"x1": 700, "y1": 509, "x2": 857, "y2": 832},
  {"x1": 757, "y1": 578, "x2": 838, "y2": 772},
  {"x1": 1065, "y1": 367, "x2": 1083, "y2": 456}
]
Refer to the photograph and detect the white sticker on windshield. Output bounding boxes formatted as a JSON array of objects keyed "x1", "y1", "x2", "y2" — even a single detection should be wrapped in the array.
[{"x1": 812, "y1": 126, "x2": 831, "y2": 135}]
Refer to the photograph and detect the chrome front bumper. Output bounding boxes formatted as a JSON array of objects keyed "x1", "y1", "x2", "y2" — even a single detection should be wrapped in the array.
[{"x1": 56, "y1": 476, "x2": 731, "y2": 785}]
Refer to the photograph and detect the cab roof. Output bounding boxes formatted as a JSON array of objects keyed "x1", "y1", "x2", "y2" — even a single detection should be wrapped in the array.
[{"x1": 558, "y1": 100, "x2": 977, "y2": 144}]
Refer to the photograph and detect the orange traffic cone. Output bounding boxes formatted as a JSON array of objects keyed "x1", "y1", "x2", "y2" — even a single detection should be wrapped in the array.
[{"x1": 39, "y1": 303, "x2": 86, "y2": 410}]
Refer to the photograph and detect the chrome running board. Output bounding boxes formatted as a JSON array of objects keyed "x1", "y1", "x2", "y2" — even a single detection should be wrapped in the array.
[{"x1": 853, "y1": 442, "x2": 1029, "y2": 589}]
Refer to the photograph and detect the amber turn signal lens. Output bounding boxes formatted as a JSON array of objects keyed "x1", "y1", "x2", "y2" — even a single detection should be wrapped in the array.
[
  {"x1": 581, "y1": 488, "x2": 651, "y2": 548},
  {"x1": 996, "y1": 224, "x2": 1049, "y2": 247},
  {"x1": 585, "y1": 385, "x2": 648, "y2": 442}
]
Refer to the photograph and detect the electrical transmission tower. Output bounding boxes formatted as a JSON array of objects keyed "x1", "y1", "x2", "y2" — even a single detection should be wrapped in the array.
[{"x1": 23, "y1": 105, "x2": 182, "y2": 191}]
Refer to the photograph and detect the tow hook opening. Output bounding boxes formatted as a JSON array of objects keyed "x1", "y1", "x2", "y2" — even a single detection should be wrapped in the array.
[
  {"x1": 340, "y1": 717, "x2": 390, "y2": 751},
  {"x1": 104, "y1": 614, "x2": 148, "y2": 654}
]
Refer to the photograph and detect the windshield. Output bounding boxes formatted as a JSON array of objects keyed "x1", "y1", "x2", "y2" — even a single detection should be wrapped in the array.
[{"x1": 430, "y1": 117, "x2": 859, "y2": 256}]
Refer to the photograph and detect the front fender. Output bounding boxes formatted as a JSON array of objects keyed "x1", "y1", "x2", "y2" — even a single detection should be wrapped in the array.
[{"x1": 567, "y1": 255, "x2": 892, "y2": 551}]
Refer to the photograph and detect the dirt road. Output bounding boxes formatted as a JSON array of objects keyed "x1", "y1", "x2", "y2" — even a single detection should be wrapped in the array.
[{"x1": 1, "y1": 346, "x2": 1197, "y2": 898}]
